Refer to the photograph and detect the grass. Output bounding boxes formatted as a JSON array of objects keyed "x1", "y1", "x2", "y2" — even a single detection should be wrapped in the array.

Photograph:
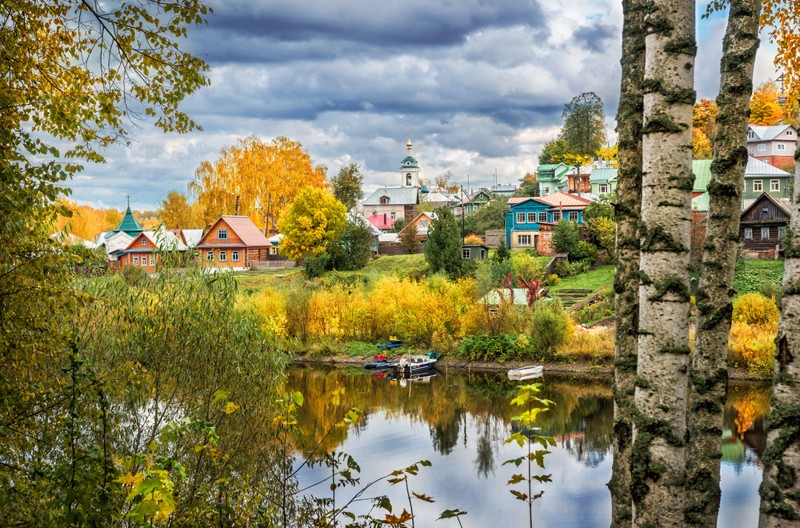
[
  {"x1": 733, "y1": 259, "x2": 784, "y2": 297},
  {"x1": 549, "y1": 265, "x2": 614, "y2": 293}
]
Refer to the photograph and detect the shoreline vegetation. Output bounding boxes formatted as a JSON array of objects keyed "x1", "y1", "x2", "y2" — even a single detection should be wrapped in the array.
[{"x1": 234, "y1": 253, "x2": 783, "y2": 380}]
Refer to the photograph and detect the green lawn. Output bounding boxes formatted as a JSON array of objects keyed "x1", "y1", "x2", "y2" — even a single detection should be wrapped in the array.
[
  {"x1": 549, "y1": 265, "x2": 614, "y2": 293},
  {"x1": 733, "y1": 259, "x2": 784, "y2": 297}
]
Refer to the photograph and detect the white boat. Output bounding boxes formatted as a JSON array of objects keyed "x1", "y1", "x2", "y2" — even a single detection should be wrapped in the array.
[
  {"x1": 395, "y1": 354, "x2": 438, "y2": 378},
  {"x1": 507, "y1": 365, "x2": 544, "y2": 380}
]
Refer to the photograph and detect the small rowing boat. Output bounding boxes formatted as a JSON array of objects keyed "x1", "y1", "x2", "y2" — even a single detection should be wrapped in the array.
[{"x1": 507, "y1": 365, "x2": 544, "y2": 380}]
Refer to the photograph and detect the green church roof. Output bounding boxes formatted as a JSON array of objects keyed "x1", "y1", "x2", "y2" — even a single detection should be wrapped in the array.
[
  {"x1": 401, "y1": 155, "x2": 419, "y2": 168},
  {"x1": 114, "y1": 205, "x2": 144, "y2": 236}
]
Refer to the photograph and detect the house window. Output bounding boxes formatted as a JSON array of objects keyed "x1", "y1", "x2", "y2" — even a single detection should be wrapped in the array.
[
  {"x1": 779, "y1": 226, "x2": 786, "y2": 239},
  {"x1": 419, "y1": 219, "x2": 429, "y2": 228},
  {"x1": 133, "y1": 255, "x2": 139, "y2": 265},
  {"x1": 753, "y1": 180, "x2": 763, "y2": 192},
  {"x1": 516, "y1": 212, "x2": 526, "y2": 224},
  {"x1": 206, "y1": 251, "x2": 213, "y2": 262},
  {"x1": 390, "y1": 211, "x2": 396, "y2": 220},
  {"x1": 552, "y1": 212, "x2": 561, "y2": 222},
  {"x1": 744, "y1": 228, "x2": 752, "y2": 240},
  {"x1": 218, "y1": 229, "x2": 228, "y2": 241},
  {"x1": 140, "y1": 257, "x2": 147, "y2": 267},
  {"x1": 538, "y1": 212, "x2": 547, "y2": 223},
  {"x1": 599, "y1": 184, "x2": 609, "y2": 194},
  {"x1": 141, "y1": 238, "x2": 148, "y2": 245},
  {"x1": 269, "y1": 247, "x2": 278, "y2": 255},
  {"x1": 757, "y1": 144, "x2": 766, "y2": 151},
  {"x1": 748, "y1": 130, "x2": 755, "y2": 139},
  {"x1": 527, "y1": 212, "x2": 536, "y2": 224},
  {"x1": 569, "y1": 211, "x2": 579, "y2": 222},
  {"x1": 777, "y1": 144, "x2": 786, "y2": 151},
  {"x1": 149, "y1": 255, "x2": 155, "y2": 266},
  {"x1": 761, "y1": 227, "x2": 770, "y2": 240},
  {"x1": 219, "y1": 250, "x2": 227, "y2": 262},
  {"x1": 518, "y1": 234, "x2": 531, "y2": 246},
  {"x1": 771, "y1": 180, "x2": 780, "y2": 192},
  {"x1": 232, "y1": 251, "x2": 240, "y2": 262},
  {"x1": 406, "y1": 173, "x2": 412, "y2": 186},
  {"x1": 380, "y1": 196, "x2": 389, "y2": 204},
  {"x1": 788, "y1": 130, "x2": 794, "y2": 136},
  {"x1": 462, "y1": 248, "x2": 471, "y2": 259}
]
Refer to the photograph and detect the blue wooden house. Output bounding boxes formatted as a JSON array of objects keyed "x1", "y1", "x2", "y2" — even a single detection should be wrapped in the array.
[{"x1": 505, "y1": 192, "x2": 592, "y2": 254}]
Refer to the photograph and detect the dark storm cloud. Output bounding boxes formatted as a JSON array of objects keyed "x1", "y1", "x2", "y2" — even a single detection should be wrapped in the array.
[
  {"x1": 200, "y1": 0, "x2": 547, "y2": 53},
  {"x1": 573, "y1": 22, "x2": 616, "y2": 53}
]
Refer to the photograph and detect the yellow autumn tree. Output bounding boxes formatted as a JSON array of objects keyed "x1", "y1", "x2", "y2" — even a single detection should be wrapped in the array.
[
  {"x1": 749, "y1": 81, "x2": 783, "y2": 126},
  {"x1": 278, "y1": 188, "x2": 346, "y2": 260},
  {"x1": 692, "y1": 128, "x2": 713, "y2": 159},
  {"x1": 190, "y1": 136, "x2": 327, "y2": 234},
  {"x1": 159, "y1": 191, "x2": 204, "y2": 229},
  {"x1": 54, "y1": 200, "x2": 123, "y2": 241}
]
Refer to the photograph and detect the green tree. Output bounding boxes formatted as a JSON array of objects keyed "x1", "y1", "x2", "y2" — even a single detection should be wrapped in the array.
[
  {"x1": 330, "y1": 163, "x2": 364, "y2": 211},
  {"x1": 582, "y1": 200, "x2": 615, "y2": 222},
  {"x1": 400, "y1": 222, "x2": 419, "y2": 254},
  {"x1": 538, "y1": 138, "x2": 570, "y2": 165},
  {"x1": 328, "y1": 215, "x2": 375, "y2": 270},
  {"x1": 469, "y1": 197, "x2": 509, "y2": 234},
  {"x1": 424, "y1": 208, "x2": 463, "y2": 277},
  {"x1": 278, "y1": 188, "x2": 347, "y2": 260},
  {"x1": 586, "y1": 217, "x2": 616, "y2": 259},
  {"x1": 551, "y1": 220, "x2": 579, "y2": 256},
  {"x1": 560, "y1": 92, "x2": 607, "y2": 158},
  {"x1": 494, "y1": 240, "x2": 511, "y2": 262},
  {"x1": 515, "y1": 172, "x2": 538, "y2": 197}
]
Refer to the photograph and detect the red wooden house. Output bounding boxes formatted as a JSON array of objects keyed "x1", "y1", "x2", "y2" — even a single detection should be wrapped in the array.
[
  {"x1": 197, "y1": 216, "x2": 272, "y2": 269},
  {"x1": 117, "y1": 230, "x2": 187, "y2": 271}
]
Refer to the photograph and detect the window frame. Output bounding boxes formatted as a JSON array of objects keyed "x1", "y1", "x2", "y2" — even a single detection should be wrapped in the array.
[
  {"x1": 770, "y1": 180, "x2": 780, "y2": 192},
  {"x1": 527, "y1": 212, "x2": 536, "y2": 224},
  {"x1": 149, "y1": 254, "x2": 155, "y2": 267},
  {"x1": 568, "y1": 211, "x2": 579, "y2": 222},
  {"x1": 777, "y1": 143, "x2": 786, "y2": 151},
  {"x1": 518, "y1": 234, "x2": 531, "y2": 246},
  {"x1": 219, "y1": 250, "x2": 227, "y2": 262},
  {"x1": 206, "y1": 251, "x2": 214, "y2": 262},
  {"x1": 462, "y1": 248, "x2": 471, "y2": 260},
  {"x1": 744, "y1": 228, "x2": 752, "y2": 240},
  {"x1": 761, "y1": 227, "x2": 770, "y2": 240},
  {"x1": 552, "y1": 212, "x2": 561, "y2": 222},
  {"x1": 516, "y1": 212, "x2": 526, "y2": 224},
  {"x1": 232, "y1": 250, "x2": 240, "y2": 262},
  {"x1": 218, "y1": 228, "x2": 228, "y2": 241},
  {"x1": 133, "y1": 255, "x2": 139, "y2": 265},
  {"x1": 757, "y1": 144, "x2": 766, "y2": 151},
  {"x1": 141, "y1": 238, "x2": 148, "y2": 245},
  {"x1": 538, "y1": 212, "x2": 547, "y2": 223},
  {"x1": 598, "y1": 183, "x2": 609, "y2": 194},
  {"x1": 753, "y1": 180, "x2": 763, "y2": 192}
]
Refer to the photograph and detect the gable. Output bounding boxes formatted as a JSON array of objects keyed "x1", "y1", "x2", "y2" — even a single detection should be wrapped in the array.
[
  {"x1": 124, "y1": 232, "x2": 154, "y2": 251},
  {"x1": 741, "y1": 193, "x2": 792, "y2": 222}
]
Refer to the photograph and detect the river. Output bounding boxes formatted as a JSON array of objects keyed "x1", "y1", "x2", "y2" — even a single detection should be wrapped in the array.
[{"x1": 286, "y1": 365, "x2": 767, "y2": 527}]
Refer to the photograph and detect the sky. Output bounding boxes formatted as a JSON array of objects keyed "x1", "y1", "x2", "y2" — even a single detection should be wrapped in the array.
[{"x1": 68, "y1": 0, "x2": 783, "y2": 211}]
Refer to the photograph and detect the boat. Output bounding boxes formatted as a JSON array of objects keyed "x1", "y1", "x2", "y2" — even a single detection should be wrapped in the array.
[
  {"x1": 364, "y1": 355, "x2": 398, "y2": 371},
  {"x1": 394, "y1": 352, "x2": 439, "y2": 378},
  {"x1": 507, "y1": 365, "x2": 544, "y2": 380},
  {"x1": 376, "y1": 338, "x2": 404, "y2": 351}
]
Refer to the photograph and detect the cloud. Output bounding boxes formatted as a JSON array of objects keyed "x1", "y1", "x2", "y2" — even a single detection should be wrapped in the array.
[{"x1": 66, "y1": 0, "x2": 777, "y2": 210}]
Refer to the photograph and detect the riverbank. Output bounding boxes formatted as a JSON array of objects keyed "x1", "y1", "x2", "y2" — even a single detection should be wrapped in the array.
[{"x1": 292, "y1": 354, "x2": 766, "y2": 381}]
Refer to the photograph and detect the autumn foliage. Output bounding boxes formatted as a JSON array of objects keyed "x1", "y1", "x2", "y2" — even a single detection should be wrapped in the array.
[{"x1": 190, "y1": 136, "x2": 326, "y2": 233}]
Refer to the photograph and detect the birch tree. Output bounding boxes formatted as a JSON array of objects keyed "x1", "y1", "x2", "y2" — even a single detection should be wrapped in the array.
[
  {"x1": 685, "y1": 2, "x2": 761, "y2": 526},
  {"x1": 630, "y1": 0, "x2": 696, "y2": 525},
  {"x1": 609, "y1": 0, "x2": 645, "y2": 525}
]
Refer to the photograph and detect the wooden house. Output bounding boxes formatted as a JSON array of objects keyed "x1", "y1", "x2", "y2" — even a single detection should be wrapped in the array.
[
  {"x1": 117, "y1": 230, "x2": 187, "y2": 271},
  {"x1": 197, "y1": 216, "x2": 272, "y2": 269},
  {"x1": 739, "y1": 193, "x2": 791, "y2": 256}
]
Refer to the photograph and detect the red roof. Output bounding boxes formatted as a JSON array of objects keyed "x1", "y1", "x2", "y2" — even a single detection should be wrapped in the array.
[
  {"x1": 534, "y1": 192, "x2": 592, "y2": 208},
  {"x1": 366, "y1": 212, "x2": 395, "y2": 230},
  {"x1": 199, "y1": 216, "x2": 272, "y2": 248},
  {"x1": 508, "y1": 197, "x2": 538, "y2": 205}
]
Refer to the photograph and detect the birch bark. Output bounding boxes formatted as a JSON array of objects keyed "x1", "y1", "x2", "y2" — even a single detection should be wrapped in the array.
[
  {"x1": 631, "y1": 0, "x2": 695, "y2": 525},
  {"x1": 685, "y1": 1, "x2": 761, "y2": 525},
  {"x1": 609, "y1": 0, "x2": 645, "y2": 525}
]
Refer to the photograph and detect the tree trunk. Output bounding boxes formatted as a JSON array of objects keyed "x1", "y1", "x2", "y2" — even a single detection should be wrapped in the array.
[
  {"x1": 685, "y1": 2, "x2": 761, "y2": 526},
  {"x1": 759, "y1": 131, "x2": 800, "y2": 527},
  {"x1": 631, "y1": 0, "x2": 696, "y2": 525},
  {"x1": 609, "y1": 0, "x2": 646, "y2": 526}
]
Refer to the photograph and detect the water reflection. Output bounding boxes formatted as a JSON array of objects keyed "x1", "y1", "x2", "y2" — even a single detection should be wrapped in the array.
[{"x1": 287, "y1": 366, "x2": 768, "y2": 527}]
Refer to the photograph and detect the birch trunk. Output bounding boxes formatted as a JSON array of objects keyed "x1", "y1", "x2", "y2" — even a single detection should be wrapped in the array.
[
  {"x1": 759, "y1": 134, "x2": 800, "y2": 527},
  {"x1": 631, "y1": 0, "x2": 695, "y2": 525},
  {"x1": 609, "y1": 0, "x2": 645, "y2": 525},
  {"x1": 685, "y1": 1, "x2": 761, "y2": 526}
]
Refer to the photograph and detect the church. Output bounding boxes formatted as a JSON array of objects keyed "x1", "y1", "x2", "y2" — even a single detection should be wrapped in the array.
[{"x1": 362, "y1": 139, "x2": 422, "y2": 226}]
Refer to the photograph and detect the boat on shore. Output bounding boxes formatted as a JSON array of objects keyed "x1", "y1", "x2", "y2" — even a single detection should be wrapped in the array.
[
  {"x1": 364, "y1": 355, "x2": 398, "y2": 371},
  {"x1": 507, "y1": 365, "x2": 544, "y2": 381},
  {"x1": 394, "y1": 352, "x2": 440, "y2": 378},
  {"x1": 377, "y1": 338, "x2": 404, "y2": 351}
]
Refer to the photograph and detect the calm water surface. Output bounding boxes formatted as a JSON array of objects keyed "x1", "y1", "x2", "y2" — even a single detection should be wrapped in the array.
[{"x1": 287, "y1": 365, "x2": 768, "y2": 528}]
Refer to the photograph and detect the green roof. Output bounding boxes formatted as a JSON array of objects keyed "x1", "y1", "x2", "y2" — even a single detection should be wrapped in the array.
[
  {"x1": 692, "y1": 160, "x2": 713, "y2": 192},
  {"x1": 692, "y1": 191, "x2": 709, "y2": 212},
  {"x1": 401, "y1": 155, "x2": 419, "y2": 168},
  {"x1": 589, "y1": 168, "x2": 618, "y2": 183},
  {"x1": 114, "y1": 206, "x2": 144, "y2": 236}
]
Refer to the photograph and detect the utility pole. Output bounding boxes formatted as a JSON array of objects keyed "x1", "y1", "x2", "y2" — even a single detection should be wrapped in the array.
[{"x1": 460, "y1": 185, "x2": 465, "y2": 241}]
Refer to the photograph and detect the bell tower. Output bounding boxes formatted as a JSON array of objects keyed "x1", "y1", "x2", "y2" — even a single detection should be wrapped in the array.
[{"x1": 399, "y1": 138, "x2": 420, "y2": 188}]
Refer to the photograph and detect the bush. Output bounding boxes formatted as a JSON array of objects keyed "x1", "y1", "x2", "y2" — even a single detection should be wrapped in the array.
[
  {"x1": 729, "y1": 321, "x2": 776, "y2": 377},
  {"x1": 732, "y1": 292, "x2": 779, "y2": 326},
  {"x1": 121, "y1": 264, "x2": 149, "y2": 286},
  {"x1": 571, "y1": 240, "x2": 598, "y2": 262},
  {"x1": 529, "y1": 302, "x2": 572, "y2": 357},
  {"x1": 510, "y1": 252, "x2": 547, "y2": 282},
  {"x1": 457, "y1": 333, "x2": 529, "y2": 363},
  {"x1": 304, "y1": 253, "x2": 329, "y2": 278}
]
